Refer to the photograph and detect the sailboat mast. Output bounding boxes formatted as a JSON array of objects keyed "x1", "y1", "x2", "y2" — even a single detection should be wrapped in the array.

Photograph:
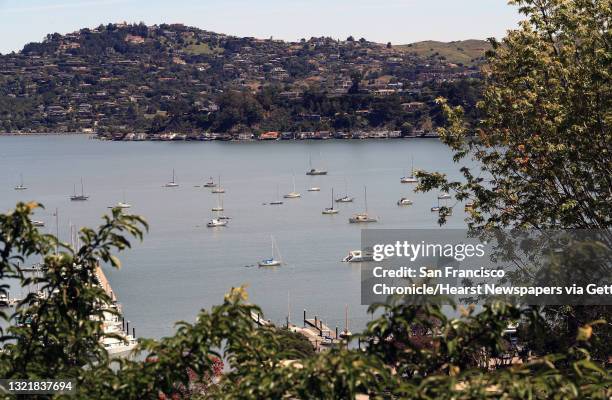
[
  {"x1": 331, "y1": 188, "x2": 334, "y2": 208},
  {"x1": 364, "y1": 187, "x2": 368, "y2": 213},
  {"x1": 80, "y1": 178, "x2": 84, "y2": 196}
]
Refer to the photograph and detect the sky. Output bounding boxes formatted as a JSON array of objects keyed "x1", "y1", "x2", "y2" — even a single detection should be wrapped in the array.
[{"x1": 0, "y1": 0, "x2": 522, "y2": 54}]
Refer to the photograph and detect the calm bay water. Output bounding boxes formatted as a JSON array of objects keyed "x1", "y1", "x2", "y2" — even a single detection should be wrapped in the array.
[{"x1": 0, "y1": 135, "x2": 470, "y2": 338}]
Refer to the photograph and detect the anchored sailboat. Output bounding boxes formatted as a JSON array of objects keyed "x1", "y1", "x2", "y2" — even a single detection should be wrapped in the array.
[
  {"x1": 283, "y1": 174, "x2": 301, "y2": 198},
  {"x1": 322, "y1": 188, "x2": 339, "y2": 214},
  {"x1": 335, "y1": 178, "x2": 354, "y2": 203},
  {"x1": 14, "y1": 174, "x2": 27, "y2": 190},
  {"x1": 349, "y1": 187, "x2": 377, "y2": 223},
  {"x1": 70, "y1": 178, "x2": 89, "y2": 201},
  {"x1": 258, "y1": 236, "x2": 282, "y2": 267},
  {"x1": 203, "y1": 176, "x2": 216, "y2": 188},
  {"x1": 306, "y1": 153, "x2": 327, "y2": 175},
  {"x1": 400, "y1": 156, "x2": 418, "y2": 183},
  {"x1": 211, "y1": 175, "x2": 225, "y2": 193},
  {"x1": 110, "y1": 191, "x2": 131, "y2": 209},
  {"x1": 165, "y1": 169, "x2": 179, "y2": 188}
]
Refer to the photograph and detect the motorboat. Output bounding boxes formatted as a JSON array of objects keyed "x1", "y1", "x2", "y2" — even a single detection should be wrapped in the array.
[
  {"x1": 342, "y1": 250, "x2": 373, "y2": 263},
  {"x1": 70, "y1": 179, "x2": 89, "y2": 201},
  {"x1": 322, "y1": 188, "x2": 339, "y2": 215},
  {"x1": 397, "y1": 197, "x2": 413, "y2": 206},
  {"x1": 164, "y1": 169, "x2": 179, "y2": 188},
  {"x1": 335, "y1": 195, "x2": 354, "y2": 203},
  {"x1": 206, "y1": 218, "x2": 228, "y2": 228},
  {"x1": 258, "y1": 236, "x2": 282, "y2": 267},
  {"x1": 203, "y1": 177, "x2": 216, "y2": 187},
  {"x1": 349, "y1": 213, "x2": 378, "y2": 223}
]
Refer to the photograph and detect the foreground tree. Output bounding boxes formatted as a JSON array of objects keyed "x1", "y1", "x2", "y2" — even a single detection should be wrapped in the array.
[
  {"x1": 417, "y1": 0, "x2": 611, "y2": 359},
  {"x1": 0, "y1": 203, "x2": 609, "y2": 399}
]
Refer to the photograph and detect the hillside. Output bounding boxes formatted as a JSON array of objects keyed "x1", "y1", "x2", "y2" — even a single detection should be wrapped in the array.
[
  {"x1": 0, "y1": 23, "x2": 483, "y2": 138},
  {"x1": 395, "y1": 40, "x2": 491, "y2": 66}
]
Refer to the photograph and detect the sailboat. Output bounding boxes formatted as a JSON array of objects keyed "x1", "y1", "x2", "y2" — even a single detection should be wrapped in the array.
[
  {"x1": 70, "y1": 179, "x2": 89, "y2": 201},
  {"x1": 339, "y1": 305, "x2": 352, "y2": 338},
  {"x1": 322, "y1": 188, "x2": 339, "y2": 214},
  {"x1": 211, "y1": 175, "x2": 225, "y2": 193},
  {"x1": 270, "y1": 185, "x2": 284, "y2": 205},
  {"x1": 400, "y1": 156, "x2": 418, "y2": 183},
  {"x1": 110, "y1": 191, "x2": 131, "y2": 209},
  {"x1": 306, "y1": 154, "x2": 327, "y2": 175},
  {"x1": 165, "y1": 169, "x2": 179, "y2": 188},
  {"x1": 431, "y1": 198, "x2": 441, "y2": 212},
  {"x1": 203, "y1": 176, "x2": 216, "y2": 188},
  {"x1": 349, "y1": 187, "x2": 377, "y2": 223},
  {"x1": 258, "y1": 236, "x2": 282, "y2": 267},
  {"x1": 14, "y1": 174, "x2": 27, "y2": 190},
  {"x1": 335, "y1": 178, "x2": 354, "y2": 203},
  {"x1": 283, "y1": 175, "x2": 301, "y2": 198},
  {"x1": 438, "y1": 193, "x2": 451, "y2": 200}
]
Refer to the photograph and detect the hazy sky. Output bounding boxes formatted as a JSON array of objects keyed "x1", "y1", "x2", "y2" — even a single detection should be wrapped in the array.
[{"x1": 0, "y1": 0, "x2": 522, "y2": 54}]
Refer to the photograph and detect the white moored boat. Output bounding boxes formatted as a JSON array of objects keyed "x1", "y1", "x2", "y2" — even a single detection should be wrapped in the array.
[
  {"x1": 70, "y1": 179, "x2": 89, "y2": 201},
  {"x1": 203, "y1": 177, "x2": 216, "y2": 187},
  {"x1": 349, "y1": 187, "x2": 377, "y2": 223},
  {"x1": 164, "y1": 169, "x2": 179, "y2": 188},
  {"x1": 14, "y1": 174, "x2": 27, "y2": 190},
  {"x1": 306, "y1": 154, "x2": 328, "y2": 175},
  {"x1": 308, "y1": 187, "x2": 321, "y2": 192},
  {"x1": 400, "y1": 157, "x2": 418, "y2": 183},
  {"x1": 397, "y1": 197, "x2": 413, "y2": 206},
  {"x1": 322, "y1": 188, "x2": 339, "y2": 215},
  {"x1": 438, "y1": 193, "x2": 451, "y2": 200},
  {"x1": 342, "y1": 250, "x2": 373, "y2": 263},
  {"x1": 283, "y1": 175, "x2": 301, "y2": 198},
  {"x1": 258, "y1": 236, "x2": 282, "y2": 267}
]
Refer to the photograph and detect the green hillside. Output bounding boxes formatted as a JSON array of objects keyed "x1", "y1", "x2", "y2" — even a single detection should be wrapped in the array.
[{"x1": 395, "y1": 39, "x2": 491, "y2": 66}]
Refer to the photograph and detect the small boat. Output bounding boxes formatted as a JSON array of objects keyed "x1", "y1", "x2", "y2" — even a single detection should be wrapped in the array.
[
  {"x1": 400, "y1": 157, "x2": 418, "y2": 183},
  {"x1": 431, "y1": 198, "x2": 441, "y2": 212},
  {"x1": 0, "y1": 293, "x2": 9, "y2": 307},
  {"x1": 438, "y1": 193, "x2": 452, "y2": 200},
  {"x1": 31, "y1": 220, "x2": 45, "y2": 227},
  {"x1": 14, "y1": 174, "x2": 27, "y2": 190},
  {"x1": 339, "y1": 305, "x2": 352, "y2": 339},
  {"x1": 70, "y1": 179, "x2": 89, "y2": 201},
  {"x1": 308, "y1": 187, "x2": 321, "y2": 192},
  {"x1": 349, "y1": 187, "x2": 377, "y2": 223},
  {"x1": 165, "y1": 169, "x2": 179, "y2": 188},
  {"x1": 109, "y1": 191, "x2": 131, "y2": 209},
  {"x1": 258, "y1": 236, "x2": 282, "y2": 267},
  {"x1": 203, "y1": 177, "x2": 216, "y2": 188},
  {"x1": 322, "y1": 188, "x2": 339, "y2": 215},
  {"x1": 211, "y1": 175, "x2": 225, "y2": 193},
  {"x1": 206, "y1": 218, "x2": 228, "y2": 227},
  {"x1": 283, "y1": 175, "x2": 301, "y2": 198},
  {"x1": 464, "y1": 202, "x2": 474, "y2": 211},
  {"x1": 336, "y1": 178, "x2": 354, "y2": 202},
  {"x1": 335, "y1": 195, "x2": 354, "y2": 203},
  {"x1": 342, "y1": 250, "x2": 373, "y2": 263},
  {"x1": 397, "y1": 197, "x2": 413, "y2": 206},
  {"x1": 306, "y1": 154, "x2": 327, "y2": 175}
]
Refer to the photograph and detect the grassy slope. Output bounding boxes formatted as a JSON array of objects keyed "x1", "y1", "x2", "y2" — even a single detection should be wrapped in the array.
[{"x1": 394, "y1": 39, "x2": 491, "y2": 65}]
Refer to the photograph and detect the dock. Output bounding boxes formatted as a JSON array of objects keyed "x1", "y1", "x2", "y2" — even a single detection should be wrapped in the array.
[{"x1": 94, "y1": 264, "x2": 117, "y2": 302}]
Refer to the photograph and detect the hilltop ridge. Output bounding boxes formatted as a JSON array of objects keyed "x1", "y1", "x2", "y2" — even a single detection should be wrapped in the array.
[{"x1": 0, "y1": 23, "x2": 485, "y2": 138}]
